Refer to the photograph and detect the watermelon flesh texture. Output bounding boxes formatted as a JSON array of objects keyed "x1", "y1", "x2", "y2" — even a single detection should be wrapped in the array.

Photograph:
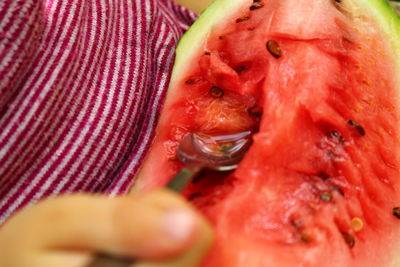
[{"x1": 136, "y1": 0, "x2": 400, "y2": 266}]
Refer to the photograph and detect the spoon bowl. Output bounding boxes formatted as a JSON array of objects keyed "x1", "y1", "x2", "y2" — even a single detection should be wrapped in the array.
[
  {"x1": 168, "y1": 131, "x2": 253, "y2": 191},
  {"x1": 176, "y1": 131, "x2": 253, "y2": 170}
]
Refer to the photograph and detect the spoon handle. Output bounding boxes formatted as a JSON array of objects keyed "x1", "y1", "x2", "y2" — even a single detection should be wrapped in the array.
[
  {"x1": 166, "y1": 166, "x2": 201, "y2": 192},
  {"x1": 86, "y1": 254, "x2": 131, "y2": 267}
]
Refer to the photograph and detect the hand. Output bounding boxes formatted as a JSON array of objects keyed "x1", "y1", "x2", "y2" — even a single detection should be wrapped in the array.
[{"x1": 0, "y1": 189, "x2": 213, "y2": 267}]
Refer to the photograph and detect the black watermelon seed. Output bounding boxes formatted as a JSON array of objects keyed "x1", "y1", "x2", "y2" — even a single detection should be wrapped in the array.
[
  {"x1": 185, "y1": 79, "x2": 194, "y2": 84},
  {"x1": 393, "y1": 207, "x2": 400, "y2": 219},
  {"x1": 234, "y1": 65, "x2": 246, "y2": 73},
  {"x1": 219, "y1": 35, "x2": 225, "y2": 40},
  {"x1": 204, "y1": 52, "x2": 211, "y2": 55},
  {"x1": 188, "y1": 193, "x2": 203, "y2": 201},
  {"x1": 318, "y1": 172, "x2": 329, "y2": 180},
  {"x1": 266, "y1": 40, "x2": 282, "y2": 58},
  {"x1": 300, "y1": 233, "x2": 311, "y2": 243},
  {"x1": 327, "y1": 150, "x2": 338, "y2": 159},
  {"x1": 320, "y1": 191, "x2": 333, "y2": 202},
  {"x1": 331, "y1": 185, "x2": 345, "y2": 196},
  {"x1": 236, "y1": 16, "x2": 250, "y2": 23},
  {"x1": 185, "y1": 78, "x2": 201, "y2": 85},
  {"x1": 192, "y1": 170, "x2": 206, "y2": 183},
  {"x1": 348, "y1": 120, "x2": 366, "y2": 136},
  {"x1": 290, "y1": 218, "x2": 304, "y2": 230},
  {"x1": 210, "y1": 86, "x2": 224, "y2": 98},
  {"x1": 248, "y1": 106, "x2": 263, "y2": 117},
  {"x1": 168, "y1": 156, "x2": 178, "y2": 161},
  {"x1": 341, "y1": 232, "x2": 355, "y2": 248},
  {"x1": 250, "y1": 1, "x2": 264, "y2": 10},
  {"x1": 329, "y1": 131, "x2": 345, "y2": 143}
]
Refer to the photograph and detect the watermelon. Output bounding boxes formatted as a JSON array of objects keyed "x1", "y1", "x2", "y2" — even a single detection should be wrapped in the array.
[{"x1": 135, "y1": 0, "x2": 400, "y2": 266}]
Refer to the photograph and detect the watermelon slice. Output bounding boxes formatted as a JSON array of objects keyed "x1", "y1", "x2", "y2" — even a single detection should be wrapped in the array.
[{"x1": 136, "y1": 0, "x2": 400, "y2": 266}]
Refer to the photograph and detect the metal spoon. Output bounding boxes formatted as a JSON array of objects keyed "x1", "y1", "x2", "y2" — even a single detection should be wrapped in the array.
[
  {"x1": 167, "y1": 130, "x2": 253, "y2": 192},
  {"x1": 88, "y1": 131, "x2": 252, "y2": 267}
]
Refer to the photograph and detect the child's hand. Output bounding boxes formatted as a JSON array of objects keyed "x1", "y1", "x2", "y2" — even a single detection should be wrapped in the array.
[{"x1": 0, "y1": 189, "x2": 213, "y2": 267}]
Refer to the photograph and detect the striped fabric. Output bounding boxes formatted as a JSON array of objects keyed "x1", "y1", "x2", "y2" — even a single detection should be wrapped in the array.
[{"x1": 0, "y1": 0, "x2": 197, "y2": 223}]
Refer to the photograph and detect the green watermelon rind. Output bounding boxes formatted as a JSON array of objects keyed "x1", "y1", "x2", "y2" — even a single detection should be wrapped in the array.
[
  {"x1": 170, "y1": 0, "x2": 400, "y2": 90},
  {"x1": 357, "y1": 0, "x2": 400, "y2": 53}
]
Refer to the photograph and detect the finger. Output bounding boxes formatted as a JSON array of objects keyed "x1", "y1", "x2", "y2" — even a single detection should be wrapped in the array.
[{"x1": 0, "y1": 191, "x2": 205, "y2": 261}]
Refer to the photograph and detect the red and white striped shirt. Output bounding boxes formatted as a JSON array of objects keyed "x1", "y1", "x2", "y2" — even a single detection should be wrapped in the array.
[{"x1": 0, "y1": 0, "x2": 196, "y2": 223}]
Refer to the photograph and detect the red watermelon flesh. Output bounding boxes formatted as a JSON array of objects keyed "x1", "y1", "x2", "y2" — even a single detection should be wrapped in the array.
[{"x1": 136, "y1": 0, "x2": 400, "y2": 266}]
